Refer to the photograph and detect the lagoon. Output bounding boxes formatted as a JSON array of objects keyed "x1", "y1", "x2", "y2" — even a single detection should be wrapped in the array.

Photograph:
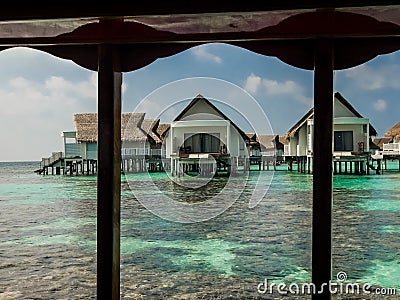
[{"x1": 0, "y1": 161, "x2": 399, "y2": 299}]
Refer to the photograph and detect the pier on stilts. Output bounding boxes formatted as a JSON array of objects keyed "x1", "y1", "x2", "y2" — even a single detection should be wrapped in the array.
[
  {"x1": 36, "y1": 149, "x2": 166, "y2": 176},
  {"x1": 121, "y1": 149, "x2": 164, "y2": 174},
  {"x1": 283, "y1": 152, "x2": 396, "y2": 176},
  {"x1": 35, "y1": 152, "x2": 97, "y2": 176},
  {"x1": 170, "y1": 153, "x2": 233, "y2": 177}
]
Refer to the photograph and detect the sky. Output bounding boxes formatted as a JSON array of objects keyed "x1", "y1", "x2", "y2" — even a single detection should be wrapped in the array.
[{"x1": 0, "y1": 44, "x2": 399, "y2": 162}]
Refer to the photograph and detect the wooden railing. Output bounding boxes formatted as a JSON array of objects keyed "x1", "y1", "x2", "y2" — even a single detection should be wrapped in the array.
[{"x1": 40, "y1": 152, "x2": 63, "y2": 168}]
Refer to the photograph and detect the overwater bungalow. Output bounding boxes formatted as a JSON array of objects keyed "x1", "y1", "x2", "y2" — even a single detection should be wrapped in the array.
[
  {"x1": 283, "y1": 92, "x2": 378, "y2": 174},
  {"x1": 37, "y1": 112, "x2": 163, "y2": 175},
  {"x1": 163, "y1": 94, "x2": 251, "y2": 176}
]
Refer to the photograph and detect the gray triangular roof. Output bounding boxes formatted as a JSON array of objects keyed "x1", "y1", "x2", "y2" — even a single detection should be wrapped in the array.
[
  {"x1": 284, "y1": 92, "x2": 377, "y2": 139},
  {"x1": 173, "y1": 94, "x2": 249, "y2": 141}
]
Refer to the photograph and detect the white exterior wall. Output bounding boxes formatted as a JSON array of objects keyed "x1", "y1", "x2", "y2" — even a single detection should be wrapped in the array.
[
  {"x1": 165, "y1": 122, "x2": 245, "y2": 157},
  {"x1": 333, "y1": 119, "x2": 369, "y2": 154},
  {"x1": 297, "y1": 125, "x2": 308, "y2": 156},
  {"x1": 229, "y1": 127, "x2": 243, "y2": 157},
  {"x1": 288, "y1": 117, "x2": 370, "y2": 157},
  {"x1": 307, "y1": 119, "x2": 314, "y2": 155},
  {"x1": 288, "y1": 136, "x2": 298, "y2": 156},
  {"x1": 288, "y1": 124, "x2": 308, "y2": 157},
  {"x1": 166, "y1": 120, "x2": 234, "y2": 158}
]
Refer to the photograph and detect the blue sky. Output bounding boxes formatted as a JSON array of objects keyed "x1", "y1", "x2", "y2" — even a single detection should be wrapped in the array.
[{"x1": 0, "y1": 44, "x2": 399, "y2": 162}]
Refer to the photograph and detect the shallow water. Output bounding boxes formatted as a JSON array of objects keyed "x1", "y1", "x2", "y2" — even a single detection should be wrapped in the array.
[{"x1": 0, "y1": 161, "x2": 399, "y2": 299}]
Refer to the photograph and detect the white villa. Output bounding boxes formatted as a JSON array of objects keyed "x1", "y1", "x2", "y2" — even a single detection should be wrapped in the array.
[
  {"x1": 164, "y1": 94, "x2": 250, "y2": 176},
  {"x1": 283, "y1": 92, "x2": 378, "y2": 174}
]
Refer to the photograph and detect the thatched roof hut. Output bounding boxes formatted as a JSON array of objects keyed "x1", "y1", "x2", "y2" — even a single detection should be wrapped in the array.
[
  {"x1": 74, "y1": 112, "x2": 150, "y2": 143},
  {"x1": 384, "y1": 121, "x2": 400, "y2": 141}
]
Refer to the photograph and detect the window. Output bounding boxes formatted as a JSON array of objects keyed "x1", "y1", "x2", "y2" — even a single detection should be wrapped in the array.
[
  {"x1": 184, "y1": 133, "x2": 220, "y2": 153},
  {"x1": 334, "y1": 131, "x2": 353, "y2": 151}
]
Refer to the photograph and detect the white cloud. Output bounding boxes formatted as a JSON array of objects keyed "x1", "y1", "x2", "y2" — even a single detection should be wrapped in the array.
[
  {"x1": 244, "y1": 73, "x2": 261, "y2": 94},
  {"x1": 192, "y1": 45, "x2": 222, "y2": 64},
  {"x1": 262, "y1": 79, "x2": 299, "y2": 95},
  {"x1": 0, "y1": 74, "x2": 97, "y2": 161},
  {"x1": 343, "y1": 64, "x2": 400, "y2": 90},
  {"x1": 243, "y1": 73, "x2": 312, "y2": 105},
  {"x1": 373, "y1": 99, "x2": 387, "y2": 112}
]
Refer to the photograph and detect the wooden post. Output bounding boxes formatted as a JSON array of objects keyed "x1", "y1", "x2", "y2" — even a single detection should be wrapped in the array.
[
  {"x1": 97, "y1": 44, "x2": 121, "y2": 300},
  {"x1": 312, "y1": 39, "x2": 333, "y2": 300}
]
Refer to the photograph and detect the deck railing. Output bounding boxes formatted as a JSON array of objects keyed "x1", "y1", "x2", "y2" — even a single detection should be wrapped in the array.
[
  {"x1": 40, "y1": 152, "x2": 63, "y2": 168},
  {"x1": 382, "y1": 142, "x2": 400, "y2": 154},
  {"x1": 121, "y1": 148, "x2": 163, "y2": 157}
]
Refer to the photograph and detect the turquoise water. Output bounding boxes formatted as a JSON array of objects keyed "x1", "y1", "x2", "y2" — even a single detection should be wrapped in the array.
[{"x1": 0, "y1": 161, "x2": 399, "y2": 299}]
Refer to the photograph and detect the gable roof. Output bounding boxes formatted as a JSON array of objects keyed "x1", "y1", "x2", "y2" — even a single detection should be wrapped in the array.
[
  {"x1": 156, "y1": 123, "x2": 171, "y2": 140},
  {"x1": 141, "y1": 118, "x2": 162, "y2": 144},
  {"x1": 279, "y1": 135, "x2": 289, "y2": 145},
  {"x1": 384, "y1": 121, "x2": 400, "y2": 141},
  {"x1": 74, "y1": 112, "x2": 149, "y2": 143},
  {"x1": 173, "y1": 94, "x2": 249, "y2": 141},
  {"x1": 284, "y1": 92, "x2": 377, "y2": 139},
  {"x1": 74, "y1": 113, "x2": 98, "y2": 143},
  {"x1": 245, "y1": 133, "x2": 258, "y2": 146},
  {"x1": 284, "y1": 107, "x2": 314, "y2": 139},
  {"x1": 246, "y1": 133, "x2": 257, "y2": 140},
  {"x1": 257, "y1": 134, "x2": 284, "y2": 151},
  {"x1": 121, "y1": 113, "x2": 148, "y2": 142}
]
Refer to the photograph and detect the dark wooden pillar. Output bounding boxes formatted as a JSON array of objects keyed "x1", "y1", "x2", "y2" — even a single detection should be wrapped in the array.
[
  {"x1": 97, "y1": 44, "x2": 122, "y2": 300},
  {"x1": 312, "y1": 40, "x2": 334, "y2": 300}
]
